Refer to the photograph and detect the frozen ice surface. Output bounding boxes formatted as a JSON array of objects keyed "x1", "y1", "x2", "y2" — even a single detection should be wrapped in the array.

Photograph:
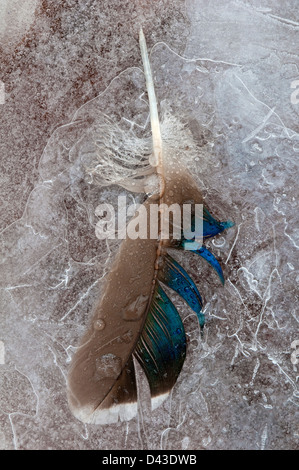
[{"x1": 0, "y1": 0, "x2": 298, "y2": 450}]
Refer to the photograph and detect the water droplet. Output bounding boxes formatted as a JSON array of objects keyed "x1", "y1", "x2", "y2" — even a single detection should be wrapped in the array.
[
  {"x1": 94, "y1": 319, "x2": 106, "y2": 331},
  {"x1": 122, "y1": 295, "x2": 149, "y2": 321},
  {"x1": 95, "y1": 353, "x2": 122, "y2": 379},
  {"x1": 121, "y1": 330, "x2": 133, "y2": 344}
]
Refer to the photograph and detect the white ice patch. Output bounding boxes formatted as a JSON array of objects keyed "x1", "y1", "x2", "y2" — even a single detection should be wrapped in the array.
[{"x1": 151, "y1": 392, "x2": 169, "y2": 410}]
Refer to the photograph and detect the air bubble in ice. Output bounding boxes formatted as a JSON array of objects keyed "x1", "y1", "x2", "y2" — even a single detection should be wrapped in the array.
[{"x1": 212, "y1": 237, "x2": 225, "y2": 248}]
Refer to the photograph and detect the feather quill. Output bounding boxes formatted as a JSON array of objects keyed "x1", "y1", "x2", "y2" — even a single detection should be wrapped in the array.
[{"x1": 67, "y1": 29, "x2": 233, "y2": 424}]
